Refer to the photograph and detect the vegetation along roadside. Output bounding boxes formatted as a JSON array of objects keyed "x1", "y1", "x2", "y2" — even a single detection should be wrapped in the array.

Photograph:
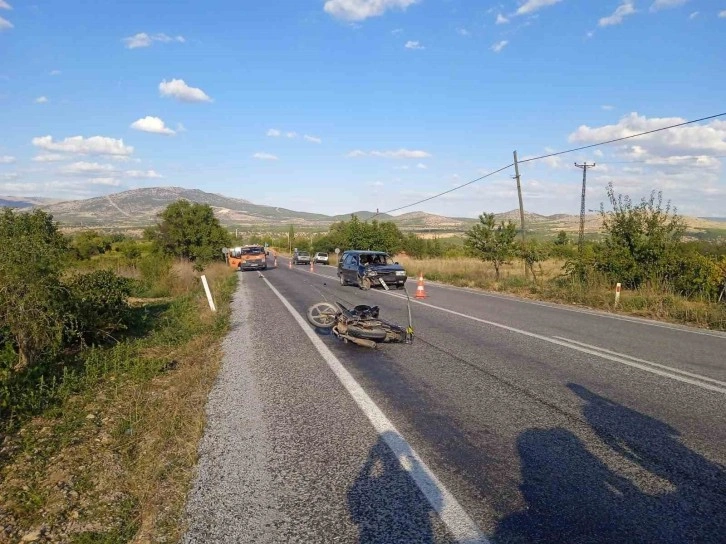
[{"x1": 0, "y1": 203, "x2": 236, "y2": 543}]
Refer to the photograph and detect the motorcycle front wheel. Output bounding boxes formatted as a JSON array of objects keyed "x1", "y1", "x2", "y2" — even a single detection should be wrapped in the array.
[{"x1": 307, "y1": 302, "x2": 338, "y2": 329}]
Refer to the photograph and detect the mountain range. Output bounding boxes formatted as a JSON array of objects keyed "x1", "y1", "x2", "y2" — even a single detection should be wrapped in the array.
[{"x1": 1, "y1": 187, "x2": 724, "y2": 236}]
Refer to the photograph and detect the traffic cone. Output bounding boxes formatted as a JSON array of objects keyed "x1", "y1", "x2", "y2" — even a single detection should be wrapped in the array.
[{"x1": 415, "y1": 273, "x2": 427, "y2": 299}]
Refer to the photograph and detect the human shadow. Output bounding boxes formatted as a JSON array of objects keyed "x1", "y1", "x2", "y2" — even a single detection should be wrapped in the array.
[
  {"x1": 347, "y1": 430, "x2": 444, "y2": 543},
  {"x1": 494, "y1": 384, "x2": 726, "y2": 544}
]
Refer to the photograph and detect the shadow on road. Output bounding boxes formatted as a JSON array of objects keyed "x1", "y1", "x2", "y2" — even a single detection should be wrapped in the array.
[
  {"x1": 494, "y1": 384, "x2": 726, "y2": 543},
  {"x1": 348, "y1": 430, "x2": 443, "y2": 544}
]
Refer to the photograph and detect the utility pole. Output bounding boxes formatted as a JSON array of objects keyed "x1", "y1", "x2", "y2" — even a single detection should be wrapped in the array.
[
  {"x1": 513, "y1": 151, "x2": 528, "y2": 278},
  {"x1": 574, "y1": 162, "x2": 596, "y2": 257}
]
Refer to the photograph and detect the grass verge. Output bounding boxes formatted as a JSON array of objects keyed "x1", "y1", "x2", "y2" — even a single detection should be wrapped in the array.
[
  {"x1": 0, "y1": 262, "x2": 237, "y2": 543},
  {"x1": 397, "y1": 255, "x2": 726, "y2": 331}
]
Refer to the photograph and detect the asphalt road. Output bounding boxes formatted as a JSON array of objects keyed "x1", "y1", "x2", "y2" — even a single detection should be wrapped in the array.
[{"x1": 184, "y1": 259, "x2": 726, "y2": 543}]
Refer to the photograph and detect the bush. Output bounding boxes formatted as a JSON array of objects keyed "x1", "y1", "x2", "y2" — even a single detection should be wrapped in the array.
[
  {"x1": 63, "y1": 270, "x2": 134, "y2": 346},
  {"x1": 137, "y1": 254, "x2": 175, "y2": 297}
]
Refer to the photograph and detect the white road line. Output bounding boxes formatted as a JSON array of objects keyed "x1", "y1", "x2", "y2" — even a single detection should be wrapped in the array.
[
  {"x1": 553, "y1": 336, "x2": 726, "y2": 387},
  {"x1": 280, "y1": 263, "x2": 726, "y2": 393},
  {"x1": 280, "y1": 257, "x2": 726, "y2": 339},
  {"x1": 260, "y1": 275, "x2": 490, "y2": 544}
]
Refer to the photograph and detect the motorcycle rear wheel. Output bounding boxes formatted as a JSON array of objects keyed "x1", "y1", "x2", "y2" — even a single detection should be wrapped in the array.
[{"x1": 347, "y1": 325, "x2": 387, "y2": 342}]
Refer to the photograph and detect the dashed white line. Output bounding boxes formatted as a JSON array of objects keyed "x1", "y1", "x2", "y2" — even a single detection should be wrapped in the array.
[{"x1": 260, "y1": 274, "x2": 490, "y2": 544}]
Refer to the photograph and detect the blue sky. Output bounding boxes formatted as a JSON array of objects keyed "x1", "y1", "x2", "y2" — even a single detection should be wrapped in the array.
[{"x1": 1, "y1": 0, "x2": 725, "y2": 217}]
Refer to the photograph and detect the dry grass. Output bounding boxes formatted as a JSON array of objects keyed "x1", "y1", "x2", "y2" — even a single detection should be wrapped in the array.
[
  {"x1": 0, "y1": 263, "x2": 238, "y2": 543},
  {"x1": 395, "y1": 255, "x2": 726, "y2": 331}
]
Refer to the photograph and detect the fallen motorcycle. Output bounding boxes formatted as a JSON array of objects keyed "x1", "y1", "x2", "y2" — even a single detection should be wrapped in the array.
[{"x1": 306, "y1": 301, "x2": 413, "y2": 349}]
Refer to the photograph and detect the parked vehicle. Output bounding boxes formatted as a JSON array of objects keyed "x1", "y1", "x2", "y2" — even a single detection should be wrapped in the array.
[
  {"x1": 230, "y1": 245, "x2": 267, "y2": 271},
  {"x1": 337, "y1": 250, "x2": 407, "y2": 290},
  {"x1": 314, "y1": 252, "x2": 329, "y2": 264},
  {"x1": 292, "y1": 250, "x2": 311, "y2": 265}
]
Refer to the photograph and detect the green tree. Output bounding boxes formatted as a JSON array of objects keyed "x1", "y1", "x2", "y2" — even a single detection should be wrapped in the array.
[
  {"x1": 554, "y1": 230, "x2": 569, "y2": 246},
  {"x1": 597, "y1": 183, "x2": 686, "y2": 288},
  {"x1": 465, "y1": 213, "x2": 518, "y2": 280},
  {"x1": 518, "y1": 239, "x2": 549, "y2": 282},
  {"x1": 0, "y1": 209, "x2": 69, "y2": 369},
  {"x1": 146, "y1": 201, "x2": 231, "y2": 266}
]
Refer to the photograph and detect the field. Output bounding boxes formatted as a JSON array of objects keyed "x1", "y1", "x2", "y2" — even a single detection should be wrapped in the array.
[{"x1": 395, "y1": 256, "x2": 726, "y2": 331}]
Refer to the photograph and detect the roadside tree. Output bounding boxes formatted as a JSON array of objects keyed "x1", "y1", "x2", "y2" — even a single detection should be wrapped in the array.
[{"x1": 465, "y1": 213, "x2": 518, "y2": 280}]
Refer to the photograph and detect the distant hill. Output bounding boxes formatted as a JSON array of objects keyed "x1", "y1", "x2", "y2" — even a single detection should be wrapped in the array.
[
  {"x1": 1, "y1": 196, "x2": 59, "y2": 209},
  {"x1": 15, "y1": 186, "x2": 725, "y2": 238}
]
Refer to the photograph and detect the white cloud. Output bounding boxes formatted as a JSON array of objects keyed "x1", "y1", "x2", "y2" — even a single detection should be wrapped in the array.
[
  {"x1": 416, "y1": 163, "x2": 427, "y2": 169},
  {"x1": 49, "y1": 69, "x2": 61, "y2": 76},
  {"x1": 599, "y1": 3, "x2": 636, "y2": 27},
  {"x1": 324, "y1": 0, "x2": 419, "y2": 21},
  {"x1": 0, "y1": 1, "x2": 12, "y2": 10},
  {"x1": 650, "y1": 0, "x2": 689, "y2": 12},
  {"x1": 304, "y1": 134, "x2": 322, "y2": 143},
  {"x1": 0, "y1": 155, "x2": 15, "y2": 164},
  {"x1": 35, "y1": 96, "x2": 48, "y2": 104},
  {"x1": 32, "y1": 135, "x2": 134, "y2": 156},
  {"x1": 491, "y1": 40, "x2": 509, "y2": 53},
  {"x1": 496, "y1": 13, "x2": 509, "y2": 24},
  {"x1": 391, "y1": 28, "x2": 403, "y2": 34},
  {"x1": 130, "y1": 116, "x2": 176, "y2": 135},
  {"x1": 688, "y1": 11, "x2": 699, "y2": 19},
  {"x1": 568, "y1": 112, "x2": 726, "y2": 157},
  {"x1": 252, "y1": 152, "x2": 279, "y2": 160},
  {"x1": 32, "y1": 154, "x2": 66, "y2": 162},
  {"x1": 0, "y1": 16, "x2": 12, "y2": 31},
  {"x1": 123, "y1": 32, "x2": 185, "y2": 49},
  {"x1": 159, "y1": 78, "x2": 212, "y2": 103},
  {"x1": 516, "y1": 0, "x2": 563, "y2": 16},
  {"x1": 349, "y1": 149, "x2": 431, "y2": 159},
  {"x1": 601, "y1": 104, "x2": 615, "y2": 111},
  {"x1": 404, "y1": 40, "x2": 424, "y2": 50},
  {"x1": 0, "y1": 172, "x2": 19, "y2": 181},
  {"x1": 285, "y1": 131, "x2": 298, "y2": 138},
  {"x1": 125, "y1": 169, "x2": 162, "y2": 179},
  {"x1": 594, "y1": 149, "x2": 604, "y2": 157},
  {"x1": 89, "y1": 177, "x2": 122, "y2": 186},
  {"x1": 719, "y1": 10, "x2": 726, "y2": 18},
  {"x1": 457, "y1": 28, "x2": 470, "y2": 36},
  {"x1": 60, "y1": 161, "x2": 116, "y2": 176},
  {"x1": 267, "y1": 128, "x2": 281, "y2": 137}
]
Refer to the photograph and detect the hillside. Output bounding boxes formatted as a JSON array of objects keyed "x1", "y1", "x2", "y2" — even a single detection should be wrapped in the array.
[
  {"x1": 8, "y1": 186, "x2": 723, "y2": 238},
  {"x1": 0, "y1": 195, "x2": 60, "y2": 209}
]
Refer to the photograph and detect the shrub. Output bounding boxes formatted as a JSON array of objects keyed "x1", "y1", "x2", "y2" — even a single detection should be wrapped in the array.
[{"x1": 63, "y1": 270, "x2": 134, "y2": 346}]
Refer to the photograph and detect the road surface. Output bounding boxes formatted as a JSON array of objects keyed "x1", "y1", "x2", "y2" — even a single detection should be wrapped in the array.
[{"x1": 183, "y1": 258, "x2": 726, "y2": 543}]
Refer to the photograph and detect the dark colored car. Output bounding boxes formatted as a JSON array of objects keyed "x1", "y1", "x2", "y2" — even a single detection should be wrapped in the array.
[
  {"x1": 293, "y1": 251, "x2": 311, "y2": 265},
  {"x1": 337, "y1": 250, "x2": 407, "y2": 290}
]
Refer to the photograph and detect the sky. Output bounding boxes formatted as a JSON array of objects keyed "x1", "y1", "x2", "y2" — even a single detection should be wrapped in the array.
[{"x1": 0, "y1": 0, "x2": 725, "y2": 218}]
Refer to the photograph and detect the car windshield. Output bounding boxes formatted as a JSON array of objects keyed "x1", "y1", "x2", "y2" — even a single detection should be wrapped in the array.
[
  {"x1": 360, "y1": 254, "x2": 388, "y2": 265},
  {"x1": 240, "y1": 247, "x2": 263, "y2": 255},
  {"x1": 318, "y1": 253, "x2": 328, "y2": 257},
  {"x1": 298, "y1": 252, "x2": 309, "y2": 256}
]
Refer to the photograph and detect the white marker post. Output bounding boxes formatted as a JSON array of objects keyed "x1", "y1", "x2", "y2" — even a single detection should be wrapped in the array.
[
  {"x1": 615, "y1": 282, "x2": 621, "y2": 307},
  {"x1": 201, "y1": 275, "x2": 217, "y2": 312}
]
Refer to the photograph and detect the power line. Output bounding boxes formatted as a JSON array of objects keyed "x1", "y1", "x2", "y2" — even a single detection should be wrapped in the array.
[
  {"x1": 379, "y1": 163, "x2": 514, "y2": 215},
  {"x1": 374, "y1": 111, "x2": 725, "y2": 217},
  {"x1": 517, "y1": 112, "x2": 725, "y2": 165}
]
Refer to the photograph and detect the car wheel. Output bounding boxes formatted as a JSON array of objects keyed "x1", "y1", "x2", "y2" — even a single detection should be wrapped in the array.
[
  {"x1": 339, "y1": 274, "x2": 347, "y2": 286},
  {"x1": 358, "y1": 276, "x2": 371, "y2": 290}
]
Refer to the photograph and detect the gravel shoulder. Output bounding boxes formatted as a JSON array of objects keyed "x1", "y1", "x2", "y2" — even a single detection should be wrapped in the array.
[{"x1": 181, "y1": 272, "x2": 456, "y2": 543}]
